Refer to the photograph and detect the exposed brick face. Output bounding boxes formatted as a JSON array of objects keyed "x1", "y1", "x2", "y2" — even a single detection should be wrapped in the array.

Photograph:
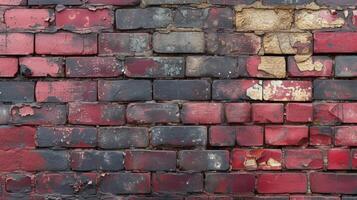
[{"x1": 0, "y1": 1, "x2": 356, "y2": 199}]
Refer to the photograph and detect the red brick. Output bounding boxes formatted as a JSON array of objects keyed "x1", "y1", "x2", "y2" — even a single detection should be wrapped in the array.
[
  {"x1": 0, "y1": 150, "x2": 20, "y2": 171},
  {"x1": 36, "y1": 33, "x2": 97, "y2": 55},
  {"x1": 352, "y1": 149, "x2": 357, "y2": 169},
  {"x1": 334, "y1": 126, "x2": 357, "y2": 146},
  {"x1": 152, "y1": 173, "x2": 203, "y2": 193},
  {"x1": 213, "y1": 80, "x2": 262, "y2": 101},
  {"x1": 288, "y1": 56, "x2": 333, "y2": 77},
  {"x1": 284, "y1": 149, "x2": 323, "y2": 169},
  {"x1": 236, "y1": 126, "x2": 264, "y2": 146},
  {"x1": 5, "y1": 9, "x2": 53, "y2": 30},
  {"x1": 0, "y1": 33, "x2": 34, "y2": 55},
  {"x1": 313, "y1": 103, "x2": 343, "y2": 125},
  {"x1": 36, "y1": 81, "x2": 97, "y2": 102},
  {"x1": 178, "y1": 150, "x2": 229, "y2": 171},
  {"x1": 56, "y1": 9, "x2": 112, "y2": 31},
  {"x1": 0, "y1": 0, "x2": 25, "y2": 5},
  {"x1": 252, "y1": 103, "x2": 284, "y2": 123},
  {"x1": 19, "y1": 150, "x2": 69, "y2": 171},
  {"x1": 19, "y1": 57, "x2": 64, "y2": 77},
  {"x1": 181, "y1": 103, "x2": 223, "y2": 124},
  {"x1": 186, "y1": 195, "x2": 233, "y2": 200},
  {"x1": 310, "y1": 173, "x2": 357, "y2": 194},
  {"x1": 241, "y1": 56, "x2": 286, "y2": 78},
  {"x1": 286, "y1": 103, "x2": 313, "y2": 123},
  {"x1": 66, "y1": 57, "x2": 121, "y2": 78},
  {"x1": 205, "y1": 173, "x2": 255, "y2": 194},
  {"x1": 342, "y1": 103, "x2": 357, "y2": 123},
  {"x1": 69, "y1": 102, "x2": 125, "y2": 126},
  {"x1": 265, "y1": 126, "x2": 308, "y2": 146},
  {"x1": 0, "y1": 126, "x2": 35, "y2": 150},
  {"x1": 225, "y1": 103, "x2": 251, "y2": 123},
  {"x1": 209, "y1": 126, "x2": 236, "y2": 147},
  {"x1": 290, "y1": 196, "x2": 340, "y2": 200},
  {"x1": 263, "y1": 80, "x2": 312, "y2": 101},
  {"x1": 328, "y1": 149, "x2": 351, "y2": 170},
  {"x1": 257, "y1": 173, "x2": 307, "y2": 194},
  {"x1": 310, "y1": 126, "x2": 333, "y2": 146},
  {"x1": 232, "y1": 149, "x2": 282, "y2": 170},
  {"x1": 0, "y1": 58, "x2": 17, "y2": 77},
  {"x1": 127, "y1": 103, "x2": 179, "y2": 124},
  {"x1": 314, "y1": 32, "x2": 357, "y2": 53},
  {"x1": 125, "y1": 150, "x2": 176, "y2": 171},
  {"x1": 87, "y1": 0, "x2": 140, "y2": 5}
]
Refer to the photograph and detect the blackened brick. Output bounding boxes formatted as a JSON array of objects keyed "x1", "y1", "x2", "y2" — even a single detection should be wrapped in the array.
[
  {"x1": 98, "y1": 127, "x2": 149, "y2": 149},
  {"x1": 212, "y1": 80, "x2": 262, "y2": 101},
  {"x1": 209, "y1": 126, "x2": 236, "y2": 147},
  {"x1": 174, "y1": 8, "x2": 205, "y2": 28},
  {"x1": 262, "y1": 0, "x2": 312, "y2": 5},
  {"x1": 142, "y1": 0, "x2": 203, "y2": 5},
  {"x1": 153, "y1": 32, "x2": 205, "y2": 53},
  {"x1": 125, "y1": 150, "x2": 177, "y2": 171},
  {"x1": 5, "y1": 173, "x2": 33, "y2": 193},
  {"x1": 178, "y1": 150, "x2": 229, "y2": 171},
  {"x1": 99, "y1": 173, "x2": 150, "y2": 194},
  {"x1": 316, "y1": 0, "x2": 357, "y2": 7},
  {"x1": 314, "y1": 80, "x2": 357, "y2": 100},
  {"x1": 28, "y1": 0, "x2": 82, "y2": 5},
  {"x1": 99, "y1": 80, "x2": 152, "y2": 102},
  {"x1": 0, "y1": 82, "x2": 34, "y2": 102},
  {"x1": 335, "y1": 56, "x2": 357, "y2": 77},
  {"x1": 152, "y1": 173, "x2": 203, "y2": 193},
  {"x1": 186, "y1": 56, "x2": 238, "y2": 78},
  {"x1": 70, "y1": 150, "x2": 124, "y2": 171},
  {"x1": 127, "y1": 103, "x2": 179, "y2": 124},
  {"x1": 20, "y1": 150, "x2": 69, "y2": 171},
  {"x1": 204, "y1": 8, "x2": 233, "y2": 29}
]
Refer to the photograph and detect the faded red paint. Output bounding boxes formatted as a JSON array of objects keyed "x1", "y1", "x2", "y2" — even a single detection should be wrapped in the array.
[
  {"x1": 5, "y1": 9, "x2": 52, "y2": 30},
  {"x1": 0, "y1": 58, "x2": 18, "y2": 77},
  {"x1": 265, "y1": 126, "x2": 309, "y2": 146},
  {"x1": 20, "y1": 57, "x2": 63, "y2": 77}
]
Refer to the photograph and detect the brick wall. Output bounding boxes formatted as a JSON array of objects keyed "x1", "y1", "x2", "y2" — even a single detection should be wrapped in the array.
[{"x1": 0, "y1": 0, "x2": 356, "y2": 199}]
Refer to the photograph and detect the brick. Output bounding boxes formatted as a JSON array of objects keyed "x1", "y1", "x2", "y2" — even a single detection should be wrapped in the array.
[
  {"x1": 19, "y1": 57, "x2": 64, "y2": 77},
  {"x1": 36, "y1": 81, "x2": 97, "y2": 102},
  {"x1": 236, "y1": 126, "x2": 264, "y2": 146},
  {"x1": 335, "y1": 56, "x2": 357, "y2": 77},
  {"x1": 316, "y1": 0, "x2": 357, "y2": 7},
  {"x1": 152, "y1": 173, "x2": 203, "y2": 193},
  {"x1": 125, "y1": 150, "x2": 176, "y2": 171},
  {"x1": 99, "y1": 80, "x2": 152, "y2": 102},
  {"x1": 186, "y1": 56, "x2": 237, "y2": 78},
  {"x1": 186, "y1": 195, "x2": 233, "y2": 200},
  {"x1": 99, "y1": 173, "x2": 150, "y2": 194},
  {"x1": 335, "y1": 126, "x2": 357, "y2": 146},
  {"x1": 87, "y1": 0, "x2": 140, "y2": 5},
  {"x1": 125, "y1": 57, "x2": 184, "y2": 78},
  {"x1": 0, "y1": 126, "x2": 35, "y2": 150},
  {"x1": 28, "y1": 0, "x2": 82, "y2": 5},
  {"x1": 342, "y1": 103, "x2": 357, "y2": 123},
  {"x1": 116, "y1": 8, "x2": 172, "y2": 29},
  {"x1": 36, "y1": 173, "x2": 96, "y2": 195},
  {"x1": 262, "y1": 0, "x2": 312, "y2": 4},
  {"x1": 98, "y1": 127, "x2": 148, "y2": 149},
  {"x1": 0, "y1": 104, "x2": 10, "y2": 124},
  {"x1": 328, "y1": 149, "x2": 351, "y2": 170},
  {"x1": 313, "y1": 103, "x2": 343, "y2": 125},
  {"x1": 20, "y1": 150, "x2": 69, "y2": 171},
  {"x1": 263, "y1": 80, "x2": 312, "y2": 101},
  {"x1": 0, "y1": 81, "x2": 34, "y2": 102},
  {"x1": 56, "y1": 9, "x2": 112, "y2": 31},
  {"x1": 178, "y1": 150, "x2": 229, "y2": 171},
  {"x1": 206, "y1": 33, "x2": 261, "y2": 55},
  {"x1": 205, "y1": 173, "x2": 255, "y2": 194},
  {"x1": 310, "y1": 126, "x2": 334, "y2": 146},
  {"x1": 5, "y1": 173, "x2": 33, "y2": 193},
  {"x1": 5, "y1": 9, "x2": 52, "y2": 31},
  {"x1": 225, "y1": 103, "x2": 251, "y2": 123},
  {"x1": 36, "y1": 33, "x2": 97, "y2": 55},
  {"x1": 70, "y1": 150, "x2": 124, "y2": 171},
  {"x1": 99, "y1": 33, "x2": 151, "y2": 56},
  {"x1": 153, "y1": 80, "x2": 210, "y2": 100},
  {"x1": 232, "y1": 149, "x2": 282, "y2": 170},
  {"x1": 236, "y1": 9, "x2": 293, "y2": 31},
  {"x1": 10, "y1": 104, "x2": 67, "y2": 125},
  {"x1": 286, "y1": 103, "x2": 313, "y2": 123},
  {"x1": 213, "y1": 80, "x2": 263, "y2": 101},
  {"x1": 69, "y1": 102, "x2": 125, "y2": 126},
  {"x1": 288, "y1": 56, "x2": 333, "y2": 78},
  {"x1": 257, "y1": 173, "x2": 307, "y2": 194},
  {"x1": 127, "y1": 103, "x2": 179, "y2": 124},
  {"x1": 142, "y1": 0, "x2": 203, "y2": 5},
  {"x1": 252, "y1": 103, "x2": 284, "y2": 123},
  {"x1": 295, "y1": 10, "x2": 345, "y2": 30},
  {"x1": 284, "y1": 149, "x2": 323, "y2": 169},
  {"x1": 352, "y1": 149, "x2": 357, "y2": 169},
  {"x1": 153, "y1": 32, "x2": 204, "y2": 53},
  {"x1": 314, "y1": 32, "x2": 357, "y2": 53},
  {"x1": 173, "y1": 8, "x2": 205, "y2": 28},
  {"x1": 209, "y1": 0, "x2": 255, "y2": 4},
  {"x1": 209, "y1": 126, "x2": 236, "y2": 147},
  {"x1": 37, "y1": 127, "x2": 97, "y2": 148},
  {"x1": 310, "y1": 173, "x2": 357, "y2": 194},
  {"x1": 314, "y1": 80, "x2": 357, "y2": 100},
  {"x1": 263, "y1": 32, "x2": 312, "y2": 55},
  {"x1": 0, "y1": 58, "x2": 17, "y2": 77},
  {"x1": 181, "y1": 103, "x2": 223, "y2": 124},
  {"x1": 151, "y1": 126, "x2": 207, "y2": 147},
  {"x1": 205, "y1": 8, "x2": 233, "y2": 29},
  {"x1": 265, "y1": 126, "x2": 308, "y2": 146},
  {"x1": 0, "y1": 0, "x2": 26, "y2": 5},
  {"x1": 66, "y1": 57, "x2": 121, "y2": 78},
  {"x1": 0, "y1": 150, "x2": 20, "y2": 171},
  {"x1": 240, "y1": 56, "x2": 286, "y2": 78},
  {"x1": 290, "y1": 196, "x2": 340, "y2": 200},
  {"x1": 0, "y1": 33, "x2": 34, "y2": 55}
]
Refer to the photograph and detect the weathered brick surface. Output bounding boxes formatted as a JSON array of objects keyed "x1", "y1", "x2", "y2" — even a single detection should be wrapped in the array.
[{"x1": 0, "y1": 0, "x2": 356, "y2": 199}]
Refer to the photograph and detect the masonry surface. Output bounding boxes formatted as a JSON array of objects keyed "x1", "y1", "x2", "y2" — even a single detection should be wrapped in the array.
[{"x1": 0, "y1": 0, "x2": 356, "y2": 199}]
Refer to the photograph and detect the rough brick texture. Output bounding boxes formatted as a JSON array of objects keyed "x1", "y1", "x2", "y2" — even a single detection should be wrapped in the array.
[{"x1": 0, "y1": 1, "x2": 356, "y2": 199}]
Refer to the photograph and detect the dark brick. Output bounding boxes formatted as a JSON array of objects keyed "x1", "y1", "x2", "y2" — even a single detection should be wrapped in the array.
[
  {"x1": 0, "y1": 82, "x2": 34, "y2": 102},
  {"x1": 151, "y1": 126, "x2": 207, "y2": 147},
  {"x1": 20, "y1": 150, "x2": 69, "y2": 171},
  {"x1": 99, "y1": 80, "x2": 152, "y2": 102},
  {"x1": 28, "y1": 0, "x2": 82, "y2": 5},
  {"x1": 178, "y1": 150, "x2": 229, "y2": 171},
  {"x1": 174, "y1": 8, "x2": 205, "y2": 28},
  {"x1": 6, "y1": 174, "x2": 33, "y2": 193},
  {"x1": 314, "y1": 80, "x2": 357, "y2": 100},
  {"x1": 310, "y1": 126, "x2": 334, "y2": 146},
  {"x1": 36, "y1": 127, "x2": 97, "y2": 148},
  {"x1": 153, "y1": 80, "x2": 210, "y2": 101},
  {"x1": 204, "y1": 8, "x2": 233, "y2": 29},
  {"x1": 209, "y1": 126, "x2": 236, "y2": 147},
  {"x1": 99, "y1": 173, "x2": 150, "y2": 194},
  {"x1": 127, "y1": 103, "x2": 179, "y2": 124},
  {"x1": 316, "y1": 0, "x2": 357, "y2": 7},
  {"x1": 98, "y1": 127, "x2": 148, "y2": 149},
  {"x1": 70, "y1": 150, "x2": 124, "y2": 171},
  {"x1": 125, "y1": 57, "x2": 184, "y2": 78},
  {"x1": 310, "y1": 173, "x2": 357, "y2": 194},
  {"x1": 153, "y1": 32, "x2": 205, "y2": 53},
  {"x1": 125, "y1": 150, "x2": 177, "y2": 171},
  {"x1": 20, "y1": 57, "x2": 64, "y2": 77},
  {"x1": 116, "y1": 8, "x2": 172, "y2": 29},
  {"x1": 88, "y1": 0, "x2": 140, "y2": 5},
  {"x1": 209, "y1": 0, "x2": 255, "y2": 4},
  {"x1": 205, "y1": 173, "x2": 255, "y2": 194},
  {"x1": 152, "y1": 173, "x2": 203, "y2": 193},
  {"x1": 142, "y1": 0, "x2": 203, "y2": 5},
  {"x1": 262, "y1": 0, "x2": 312, "y2": 5},
  {"x1": 335, "y1": 56, "x2": 357, "y2": 77},
  {"x1": 186, "y1": 56, "x2": 238, "y2": 78},
  {"x1": 212, "y1": 80, "x2": 262, "y2": 101}
]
